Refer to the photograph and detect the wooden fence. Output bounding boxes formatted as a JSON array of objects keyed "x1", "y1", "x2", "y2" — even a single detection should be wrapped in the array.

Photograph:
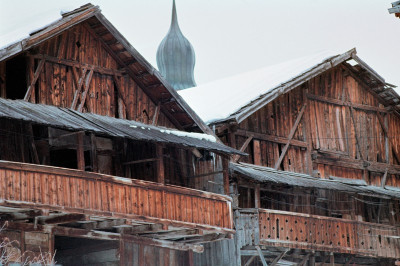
[{"x1": 0, "y1": 160, "x2": 233, "y2": 232}]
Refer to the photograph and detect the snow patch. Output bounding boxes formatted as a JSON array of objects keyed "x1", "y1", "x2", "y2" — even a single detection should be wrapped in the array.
[
  {"x1": 160, "y1": 129, "x2": 216, "y2": 142},
  {"x1": 179, "y1": 50, "x2": 343, "y2": 124}
]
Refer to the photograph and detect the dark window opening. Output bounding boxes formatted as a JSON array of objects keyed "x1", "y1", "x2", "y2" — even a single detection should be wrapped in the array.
[
  {"x1": 5, "y1": 55, "x2": 27, "y2": 99},
  {"x1": 50, "y1": 149, "x2": 77, "y2": 169}
]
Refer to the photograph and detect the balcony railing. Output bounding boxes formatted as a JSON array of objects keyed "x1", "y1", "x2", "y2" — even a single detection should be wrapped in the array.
[
  {"x1": 0, "y1": 160, "x2": 233, "y2": 233},
  {"x1": 236, "y1": 209, "x2": 400, "y2": 259}
]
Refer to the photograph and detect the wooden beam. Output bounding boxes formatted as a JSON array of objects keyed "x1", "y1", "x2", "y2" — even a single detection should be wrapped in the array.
[
  {"x1": 381, "y1": 169, "x2": 388, "y2": 188},
  {"x1": 232, "y1": 135, "x2": 253, "y2": 162},
  {"x1": 156, "y1": 144, "x2": 165, "y2": 184},
  {"x1": 307, "y1": 93, "x2": 388, "y2": 113},
  {"x1": 51, "y1": 226, "x2": 204, "y2": 253},
  {"x1": 38, "y1": 213, "x2": 86, "y2": 225},
  {"x1": 31, "y1": 54, "x2": 125, "y2": 76},
  {"x1": 345, "y1": 90, "x2": 364, "y2": 161},
  {"x1": 254, "y1": 184, "x2": 260, "y2": 209},
  {"x1": 270, "y1": 249, "x2": 289, "y2": 266},
  {"x1": 152, "y1": 103, "x2": 161, "y2": 126},
  {"x1": 71, "y1": 67, "x2": 88, "y2": 109},
  {"x1": 303, "y1": 88, "x2": 314, "y2": 175},
  {"x1": 90, "y1": 133, "x2": 98, "y2": 172},
  {"x1": 297, "y1": 253, "x2": 310, "y2": 266},
  {"x1": 236, "y1": 129, "x2": 308, "y2": 148},
  {"x1": 123, "y1": 158, "x2": 158, "y2": 165},
  {"x1": 255, "y1": 246, "x2": 268, "y2": 266},
  {"x1": 376, "y1": 112, "x2": 400, "y2": 163},
  {"x1": 77, "y1": 67, "x2": 94, "y2": 112},
  {"x1": 274, "y1": 104, "x2": 306, "y2": 169},
  {"x1": 24, "y1": 58, "x2": 45, "y2": 101},
  {"x1": 76, "y1": 131, "x2": 85, "y2": 170},
  {"x1": 223, "y1": 157, "x2": 230, "y2": 195},
  {"x1": 244, "y1": 256, "x2": 257, "y2": 266}
]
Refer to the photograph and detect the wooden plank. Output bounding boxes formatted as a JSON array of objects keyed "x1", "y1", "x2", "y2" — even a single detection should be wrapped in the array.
[
  {"x1": 255, "y1": 246, "x2": 268, "y2": 266},
  {"x1": 222, "y1": 157, "x2": 230, "y2": 195},
  {"x1": 76, "y1": 131, "x2": 85, "y2": 170},
  {"x1": 303, "y1": 88, "x2": 314, "y2": 175},
  {"x1": 253, "y1": 139, "x2": 261, "y2": 165},
  {"x1": 233, "y1": 135, "x2": 253, "y2": 162},
  {"x1": 90, "y1": 133, "x2": 98, "y2": 172},
  {"x1": 156, "y1": 145, "x2": 165, "y2": 184},
  {"x1": 24, "y1": 59, "x2": 45, "y2": 101},
  {"x1": 274, "y1": 104, "x2": 306, "y2": 169},
  {"x1": 77, "y1": 67, "x2": 94, "y2": 112},
  {"x1": 236, "y1": 129, "x2": 308, "y2": 149},
  {"x1": 70, "y1": 67, "x2": 88, "y2": 109},
  {"x1": 377, "y1": 112, "x2": 400, "y2": 163},
  {"x1": 152, "y1": 103, "x2": 161, "y2": 126}
]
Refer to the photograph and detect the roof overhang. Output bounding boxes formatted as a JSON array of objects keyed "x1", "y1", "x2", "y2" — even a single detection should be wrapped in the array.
[{"x1": 209, "y1": 48, "x2": 400, "y2": 127}]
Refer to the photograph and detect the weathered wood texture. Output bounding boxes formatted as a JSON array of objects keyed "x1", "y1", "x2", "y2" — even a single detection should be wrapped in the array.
[
  {"x1": 18, "y1": 23, "x2": 175, "y2": 128},
  {"x1": 225, "y1": 65, "x2": 400, "y2": 187},
  {"x1": 121, "y1": 240, "x2": 189, "y2": 266},
  {"x1": 258, "y1": 209, "x2": 400, "y2": 259},
  {"x1": 193, "y1": 239, "x2": 238, "y2": 266},
  {"x1": 0, "y1": 160, "x2": 234, "y2": 232}
]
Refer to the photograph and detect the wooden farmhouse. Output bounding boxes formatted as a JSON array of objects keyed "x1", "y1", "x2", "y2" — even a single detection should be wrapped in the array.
[
  {"x1": 181, "y1": 49, "x2": 400, "y2": 265},
  {"x1": 0, "y1": 4, "x2": 246, "y2": 265}
]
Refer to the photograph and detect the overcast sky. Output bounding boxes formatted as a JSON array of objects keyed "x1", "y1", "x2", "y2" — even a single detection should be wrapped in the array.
[{"x1": 1, "y1": 0, "x2": 399, "y2": 92}]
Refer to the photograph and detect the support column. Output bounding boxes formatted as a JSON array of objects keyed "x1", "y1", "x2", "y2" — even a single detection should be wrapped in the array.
[{"x1": 156, "y1": 144, "x2": 165, "y2": 184}]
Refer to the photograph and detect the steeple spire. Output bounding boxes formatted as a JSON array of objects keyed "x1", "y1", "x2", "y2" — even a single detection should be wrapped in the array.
[{"x1": 156, "y1": 0, "x2": 196, "y2": 91}]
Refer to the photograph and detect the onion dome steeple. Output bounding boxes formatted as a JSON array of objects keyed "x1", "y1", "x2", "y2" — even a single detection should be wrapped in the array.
[{"x1": 157, "y1": 0, "x2": 196, "y2": 90}]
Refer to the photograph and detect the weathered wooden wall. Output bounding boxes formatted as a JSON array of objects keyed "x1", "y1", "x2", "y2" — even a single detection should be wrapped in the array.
[
  {"x1": 1, "y1": 23, "x2": 175, "y2": 128},
  {"x1": 121, "y1": 240, "x2": 189, "y2": 266},
  {"x1": 225, "y1": 65, "x2": 400, "y2": 187}
]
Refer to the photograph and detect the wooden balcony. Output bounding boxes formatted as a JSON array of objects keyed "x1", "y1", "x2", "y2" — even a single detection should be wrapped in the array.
[
  {"x1": 0, "y1": 160, "x2": 233, "y2": 241},
  {"x1": 236, "y1": 209, "x2": 400, "y2": 259}
]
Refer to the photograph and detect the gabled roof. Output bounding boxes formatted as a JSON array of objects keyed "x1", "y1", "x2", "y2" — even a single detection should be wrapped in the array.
[
  {"x1": 180, "y1": 48, "x2": 400, "y2": 125},
  {"x1": 0, "y1": 3, "x2": 213, "y2": 135},
  {"x1": 0, "y1": 98, "x2": 244, "y2": 155},
  {"x1": 231, "y1": 162, "x2": 400, "y2": 200},
  {"x1": 389, "y1": 1, "x2": 400, "y2": 17}
]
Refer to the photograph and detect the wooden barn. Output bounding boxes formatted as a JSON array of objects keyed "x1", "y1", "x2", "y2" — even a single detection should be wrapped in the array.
[
  {"x1": 0, "y1": 4, "x2": 245, "y2": 265},
  {"x1": 181, "y1": 49, "x2": 400, "y2": 265}
]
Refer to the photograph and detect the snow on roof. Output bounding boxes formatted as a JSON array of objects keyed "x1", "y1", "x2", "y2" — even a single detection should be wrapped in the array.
[{"x1": 179, "y1": 50, "x2": 347, "y2": 124}]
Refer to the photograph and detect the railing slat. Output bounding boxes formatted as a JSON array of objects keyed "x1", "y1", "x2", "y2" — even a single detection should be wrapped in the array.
[
  {"x1": 253, "y1": 209, "x2": 400, "y2": 259},
  {"x1": 0, "y1": 162, "x2": 233, "y2": 232}
]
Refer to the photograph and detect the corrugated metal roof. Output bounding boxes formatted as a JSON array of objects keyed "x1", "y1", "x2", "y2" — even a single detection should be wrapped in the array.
[
  {"x1": 231, "y1": 162, "x2": 400, "y2": 199},
  {"x1": 0, "y1": 99, "x2": 244, "y2": 155}
]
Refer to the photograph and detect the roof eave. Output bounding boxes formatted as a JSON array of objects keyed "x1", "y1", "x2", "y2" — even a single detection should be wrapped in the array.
[{"x1": 232, "y1": 48, "x2": 356, "y2": 124}]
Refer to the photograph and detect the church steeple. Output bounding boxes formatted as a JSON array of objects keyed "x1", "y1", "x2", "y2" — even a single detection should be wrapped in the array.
[{"x1": 156, "y1": 0, "x2": 196, "y2": 90}]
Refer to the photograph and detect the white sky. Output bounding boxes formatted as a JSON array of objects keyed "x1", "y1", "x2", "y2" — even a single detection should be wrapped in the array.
[{"x1": 1, "y1": 0, "x2": 399, "y2": 92}]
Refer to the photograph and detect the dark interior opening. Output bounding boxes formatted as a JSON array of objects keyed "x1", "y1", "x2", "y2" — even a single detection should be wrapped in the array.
[
  {"x1": 50, "y1": 149, "x2": 77, "y2": 169},
  {"x1": 6, "y1": 55, "x2": 27, "y2": 99},
  {"x1": 54, "y1": 236, "x2": 119, "y2": 266}
]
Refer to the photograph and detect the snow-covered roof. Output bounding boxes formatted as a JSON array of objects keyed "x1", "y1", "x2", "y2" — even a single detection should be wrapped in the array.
[{"x1": 179, "y1": 48, "x2": 396, "y2": 125}]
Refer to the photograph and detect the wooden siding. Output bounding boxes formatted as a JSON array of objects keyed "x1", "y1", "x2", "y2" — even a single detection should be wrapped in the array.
[
  {"x1": 2, "y1": 23, "x2": 175, "y2": 128},
  {"x1": 258, "y1": 209, "x2": 400, "y2": 259},
  {"x1": 229, "y1": 65, "x2": 400, "y2": 187},
  {"x1": 0, "y1": 160, "x2": 233, "y2": 232}
]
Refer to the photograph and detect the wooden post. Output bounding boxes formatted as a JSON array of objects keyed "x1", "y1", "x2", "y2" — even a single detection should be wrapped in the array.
[
  {"x1": 253, "y1": 139, "x2": 261, "y2": 165},
  {"x1": 90, "y1": 133, "x2": 98, "y2": 172},
  {"x1": 303, "y1": 87, "x2": 314, "y2": 175},
  {"x1": 76, "y1": 131, "x2": 85, "y2": 170},
  {"x1": 156, "y1": 144, "x2": 165, "y2": 184},
  {"x1": 222, "y1": 157, "x2": 230, "y2": 195},
  {"x1": 254, "y1": 184, "x2": 260, "y2": 208},
  {"x1": 26, "y1": 123, "x2": 40, "y2": 164}
]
